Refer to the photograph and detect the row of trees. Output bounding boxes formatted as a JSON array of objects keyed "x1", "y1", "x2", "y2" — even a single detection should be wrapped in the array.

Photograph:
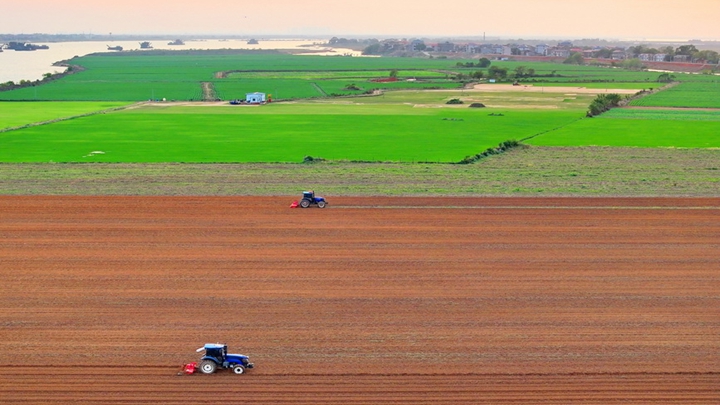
[
  {"x1": 587, "y1": 93, "x2": 623, "y2": 117},
  {"x1": 564, "y1": 45, "x2": 720, "y2": 64},
  {"x1": 455, "y1": 58, "x2": 493, "y2": 68},
  {"x1": 453, "y1": 65, "x2": 540, "y2": 81},
  {"x1": 626, "y1": 44, "x2": 719, "y2": 63}
]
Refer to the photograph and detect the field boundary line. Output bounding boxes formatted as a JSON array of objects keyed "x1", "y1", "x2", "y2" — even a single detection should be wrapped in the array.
[
  {"x1": 311, "y1": 82, "x2": 328, "y2": 97},
  {"x1": 519, "y1": 116, "x2": 585, "y2": 142},
  {"x1": 0, "y1": 102, "x2": 143, "y2": 134}
]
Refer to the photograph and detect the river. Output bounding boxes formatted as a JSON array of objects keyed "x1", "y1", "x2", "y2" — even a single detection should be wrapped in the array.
[{"x1": 0, "y1": 39, "x2": 360, "y2": 83}]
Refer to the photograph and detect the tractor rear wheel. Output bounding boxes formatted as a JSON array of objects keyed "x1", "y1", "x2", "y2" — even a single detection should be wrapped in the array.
[
  {"x1": 317, "y1": 201, "x2": 326, "y2": 208},
  {"x1": 300, "y1": 199, "x2": 311, "y2": 208},
  {"x1": 232, "y1": 365, "x2": 245, "y2": 375},
  {"x1": 199, "y1": 360, "x2": 217, "y2": 374}
]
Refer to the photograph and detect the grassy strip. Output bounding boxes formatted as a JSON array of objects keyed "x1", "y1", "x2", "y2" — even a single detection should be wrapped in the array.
[{"x1": 0, "y1": 146, "x2": 717, "y2": 196}]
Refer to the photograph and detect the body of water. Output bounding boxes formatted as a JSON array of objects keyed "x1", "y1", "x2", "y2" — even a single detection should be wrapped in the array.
[{"x1": 0, "y1": 39, "x2": 359, "y2": 83}]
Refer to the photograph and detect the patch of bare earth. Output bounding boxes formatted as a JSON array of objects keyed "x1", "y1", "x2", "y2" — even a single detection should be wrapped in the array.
[
  {"x1": 0, "y1": 196, "x2": 717, "y2": 404},
  {"x1": 471, "y1": 83, "x2": 638, "y2": 94}
]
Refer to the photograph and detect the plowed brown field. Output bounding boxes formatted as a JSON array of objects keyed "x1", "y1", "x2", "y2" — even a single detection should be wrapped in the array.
[{"x1": 1, "y1": 196, "x2": 718, "y2": 404}]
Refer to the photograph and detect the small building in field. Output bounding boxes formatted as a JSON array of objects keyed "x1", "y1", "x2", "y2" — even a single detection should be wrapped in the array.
[{"x1": 246, "y1": 92, "x2": 266, "y2": 103}]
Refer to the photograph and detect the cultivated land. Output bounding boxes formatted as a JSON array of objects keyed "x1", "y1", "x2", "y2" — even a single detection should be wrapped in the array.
[{"x1": 0, "y1": 196, "x2": 718, "y2": 404}]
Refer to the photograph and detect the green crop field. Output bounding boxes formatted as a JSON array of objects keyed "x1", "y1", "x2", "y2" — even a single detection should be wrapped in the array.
[
  {"x1": 527, "y1": 108, "x2": 720, "y2": 148},
  {"x1": 3, "y1": 50, "x2": 714, "y2": 102},
  {"x1": 226, "y1": 70, "x2": 449, "y2": 79},
  {"x1": 1, "y1": 50, "x2": 718, "y2": 168},
  {"x1": 0, "y1": 102, "x2": 129, "y2": 130},
  {"x1": 0, "y1": 103, "x2": 582, "y2": 163},
  {"x1": 629, "y1": 81, "x2": 720, "y2": 108},
  {"x1": 0, "y1": 51, "x2": 474, "y2": 102}
]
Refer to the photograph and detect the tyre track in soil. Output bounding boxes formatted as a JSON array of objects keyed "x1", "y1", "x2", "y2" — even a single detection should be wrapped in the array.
[
  {"x1": 2, "y1": 368, "x2": 718, "y2": 404},
  {"x1": 0, "y1": 196, "x2": 718, "y2": 403}
]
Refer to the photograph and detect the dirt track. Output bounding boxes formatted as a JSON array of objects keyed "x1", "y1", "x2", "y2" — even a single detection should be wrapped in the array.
[
  {"x1": 1, "y1": 196, "x2": 718, "y2": 403},
  {"x1": 471, "y1": 83, "x2": 639, "y2": 94}
]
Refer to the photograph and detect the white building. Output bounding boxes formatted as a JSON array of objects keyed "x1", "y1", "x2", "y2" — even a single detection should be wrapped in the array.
[
  {"x1": 245, "y1": 92, "x2": 266, "y2": 103},
  {"x1": 535, "y1": 44, "x2": 550, "y2": 56}
]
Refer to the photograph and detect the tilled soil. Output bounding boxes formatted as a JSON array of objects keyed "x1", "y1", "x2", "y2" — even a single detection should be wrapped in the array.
[{"x1": 0, "y1": 196, "x2": 718, "y2": 404}]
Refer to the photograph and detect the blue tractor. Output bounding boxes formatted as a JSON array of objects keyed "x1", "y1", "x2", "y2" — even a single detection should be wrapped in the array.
[
  {"x1": 197, "y1": 343, "x2": 254, "y2": 375},
  {"x1": 300, "y1": 190, "x2": 327, "y2": 208}
]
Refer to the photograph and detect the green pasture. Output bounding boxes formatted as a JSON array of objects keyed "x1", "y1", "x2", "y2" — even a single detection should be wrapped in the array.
[
  {"x1": 0, "y1": 103, "x2": 582, "y2": 163},
  {"x1": 528, "y1": 108, "x2": 720, "y2": 148},
  {"x1": 629, "y1": 81, "x2": 720, "y2": 108},
  {"x1": 0, "y1": 102, "x2": 129, "y2": 130}
]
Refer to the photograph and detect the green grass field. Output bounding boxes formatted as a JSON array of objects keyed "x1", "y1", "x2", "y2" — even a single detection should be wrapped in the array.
[
  {"x1": 0, "y1": 102, "x2": 129, "y2": 130},
  {"x1": 527, "y1": 108, "x2": 720, "y2": 148},
  {"x1": 0, "y1": 103, "x2": 582, "y2": 163},
  {"x1": 629, "y1": 81, "x2": 720, "y2": 108}
]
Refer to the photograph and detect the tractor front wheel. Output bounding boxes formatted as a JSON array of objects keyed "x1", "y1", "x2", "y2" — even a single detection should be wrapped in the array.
[
  {"x1": 300, "y1": 199, "x2": 311, "y2": 208},
  {"x1": 317, "y1": 201, "x2": 326, "y2": 208},
  {"x1": 199, "y1": 360, "x2": 217, "y2": 374},
  {"x1": 232, "y1": 365, "x2": 246, "y2": 375}
]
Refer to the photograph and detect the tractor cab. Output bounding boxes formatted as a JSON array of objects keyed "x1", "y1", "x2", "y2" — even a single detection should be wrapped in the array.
[
  {"x1": 198, "y1": 343, "x2": 227, "y2": 363},
  {"x1": 303, "y1": 191, "x2": 315, "y2": 200}
]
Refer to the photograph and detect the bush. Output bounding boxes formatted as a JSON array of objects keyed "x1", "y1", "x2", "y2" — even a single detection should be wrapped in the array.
[
  {"x1": 469, "y1": 103, "x2": 485, "y2": 108},
  {"x1": 587, "y1": 93, "x2": 622, "y2": 117},
  {"x1": 458, "y1": 139, "x2": 521, "y2": 164},
  {"x1": 446, "y1": 98, "x2": 464, "y2": 105},
  {"x1": 303, "y1": 156, "x2": 325, "y2": 163}
]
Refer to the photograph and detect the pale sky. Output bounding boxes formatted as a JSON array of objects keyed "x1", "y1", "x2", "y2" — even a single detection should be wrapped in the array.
[{"x1": 4, "y1": 0, "x2": 720, "y2": 40}]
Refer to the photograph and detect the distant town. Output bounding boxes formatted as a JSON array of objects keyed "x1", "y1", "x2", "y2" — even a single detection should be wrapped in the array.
[
  {"x1": 359, "y1": 38, "x2": 713, "y2": 62},
  {"x1": 334, "y1": 37, "x2": 720, "y2": 72}
]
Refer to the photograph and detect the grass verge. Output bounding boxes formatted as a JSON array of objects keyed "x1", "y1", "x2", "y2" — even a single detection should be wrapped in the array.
[{"x1": 0, "y1": 146, "x2": 717, "y2": 196}]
